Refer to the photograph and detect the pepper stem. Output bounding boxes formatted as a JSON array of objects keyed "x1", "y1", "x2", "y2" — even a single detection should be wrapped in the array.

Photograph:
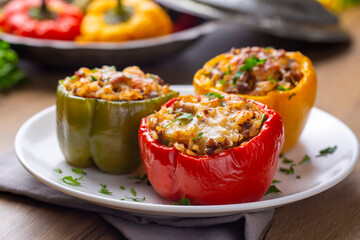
[
  {"x1": 28, "y1": 0, "x2": 57, "y2": 20},
  {"x1": 104, "y1": 0, "x2": 133, "y2": 24},
  {"x1": 41, "y1": 0, "x2": 47, "y2": 14},
  {"x1": 115, "y1": 0, "x2": 125, "y2": 14}
]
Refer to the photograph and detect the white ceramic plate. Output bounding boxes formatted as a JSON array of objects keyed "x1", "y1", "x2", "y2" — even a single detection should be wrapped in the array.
[{"x1": 15, "y1": 85, "x2": 359, "y2": 217}]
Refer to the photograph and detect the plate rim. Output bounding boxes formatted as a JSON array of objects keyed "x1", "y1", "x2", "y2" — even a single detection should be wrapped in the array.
[
  {"x1": 0, "y1": 22, "x2": 217, "y2": 50},
  {"x1": 14, "y1": 85, "x2": 360, "y2": 217}
]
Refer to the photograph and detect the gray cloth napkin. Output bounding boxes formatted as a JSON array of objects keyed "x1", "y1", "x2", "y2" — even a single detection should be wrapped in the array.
[{"x1": 0, "y1": 151, "x2": 273, "y2": 240}]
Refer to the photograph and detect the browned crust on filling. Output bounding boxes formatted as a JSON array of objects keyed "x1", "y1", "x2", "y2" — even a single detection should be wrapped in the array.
[
  {"x1": 200, "y1": 47, "x2": 303, "y2": 96},
  {"x1": 63, "y1": 66, "x2": 170, "y2": 101}
]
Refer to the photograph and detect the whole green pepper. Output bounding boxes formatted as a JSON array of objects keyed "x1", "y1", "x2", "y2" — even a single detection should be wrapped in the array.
[{"x1": 56, "y1": 81, "x2": 179, "y2": 174}]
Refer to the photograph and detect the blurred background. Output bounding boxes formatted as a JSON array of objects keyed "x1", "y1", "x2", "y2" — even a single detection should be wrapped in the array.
[
  {"x1": 0, "y1": 0, "x2": 358, "y2": 88},
  {"x1": 1, "y1": 1, "x2": 360, "y2": 238}
]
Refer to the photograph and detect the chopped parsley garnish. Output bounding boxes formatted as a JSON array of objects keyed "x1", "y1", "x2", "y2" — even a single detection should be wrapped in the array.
[
  {"x1": 127, "y1": 174, "x2": 151, "y2": 186},
  {"x1": 165, "y1": 139, "x2": 170, "y2": 147},
  {"x1": 168, "y1": 110, "x2": 172, "y2": 114},
  {"x1": 196, "y1": 114, "x2": 200, "y2": 119},
  {"x1": 173, "y1": 198, "x2": 191, "y2": 205},
  {"x1": 91, "y1": 68, "x2": 97, "y2": 73},
  {"x1": 165, "y1": 111, "x2": 193, "y2": 128},
  {"x1": 275, "y1": 85, "x2": 289, "y2": 91},
  {"x1": 149, "y1": 74, "x2": 154, "y2": 79},
  {"x1": 99, "y1": 184, "x2": 112, "y2": 195},
  {"x1": 54, "y1": 168, "x2": 62, "y2": 174},
  {"x1": 265, "y1": 185, "x2": 281, "y2": 195},
  {"x1": 90, "y1": 75, "x2": 97, "y2": 82},
  {"x1": 204, "y1": 92, "x2": 224, "y2": 100},
  {"x1": 316, "y1": 146, "x2": 337, "y2": 157},
  {"x1": 279, "y1": 153, "x2": 284, "y2": 158},
  {"x1": 299, "y1": 154, "x2": 311, "y2": 165},
  {"x1": 70, "y1": 75, "x2": 77, "y2": 81},
  {"x1": 113, "y1": 99, "x2": 120, "y2": 102},
  {"x1": 280, "y1": 164, "x2": 295, "y2": 175},
  {"x1": 232, "y1": 70, "x2": 243, "y2": 85},
  {"x1": 120, "y1": 185, "x2": 126, "y2": 190},
  {"x1": 192, "y1": 132, "x2": 203, "y2": 141},
  {"x1": 219, "y1": 79, "x2": 225, "y2": 84},
  {"x1": 268, "y1": 76, "x2": 278, "y2": 85},
  {"x1": 239, "y1": 55, "x2": 266, "y2": 72},
  {"x1": 225, "y1": 65, "x2": 231, "y2": 75},
  {"x1": 61, "y1": 176, "x2": 83, "y2": 186},
  {"x1": 288, "y1": 93, "x2": 296, "y2": 100},
  {"x1": 282, "y1": 157, "x2": 293, "y2": 164},
  {"x1": 296, "y1": 175, "x2": 301, "y2": 179},
  {"x1": 260, "y1": 114, "x2": 267, "y2": 126},
  {"x1": 121, "y1": 198, "x2": 125, "y2": 201},
  {"x1": 272, "y1": 179, "x2": 281, "y2": 184},
  {"x1": 221, "y1": 101, "x2": 226, "y2": 107},
  {"x1": 125, "y1": 196, "x2": 145, "y2": 202},
  {"x1": 71, "y1": 168, "x2": 87, "y2": 175},
  {"x1": 130, "y1": 188, "x2": 137, "y2": 197}
]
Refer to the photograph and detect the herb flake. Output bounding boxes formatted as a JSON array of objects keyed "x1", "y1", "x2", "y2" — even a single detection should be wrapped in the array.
[
  {"x1": 54, "y1": 168, "x2": 62, "y2": 174},
  {"x1": 192, "y1": 132, "x2": 203, "y2": 141},
  {"x1": 224, "y1": 65, "x2": 231, "y2": 75},
  {"x1": 71, "y1": 168, "x2": 87, "y2": 175},
  {"x1": 126, "y1": 196, "x2": 145, "y2": 202},
  {"x1": 204, "y1": 92, "x2": 224, "y2": 100},
  {"x1": 130, "y1": 188, "x2": 137, "y2": 197},
  {"x1": 299, "y1": 154, "x2": 311, "y2": 165},
  {"x1": 288, "y1": 93, "x2": 296, "y2": 100},
  {"x1": 61, "y1": 176, "x2": 83, "y2": 186},
  {"x1": 120, "y1": 185, "x2": 126, "y2": 190},
  {"x1": 99, "y1": 184, "x2": 112, "y2": 195},
  {"x1": 316, "y1": 146, "x2": 337, "y2": 157},
  {"x1": 280, "y1": 164, "x2": 296, "y2": 175},
  {"x1": 260, "y1": 114, "x2": 267, "y2": 126},
  {"x1": 282, "y1": 157, "x2": 294, "y2": 164},
  {"x1": 275, "y1": 85, "x2": 289, "y2": 91},
  {"x1": 165, "y1": 112, "x2": 193, "y2": 128},
  {"x1": 232, "y1": 70, "x2": 243, "y2": 85},
  {"x1": 265, "y1": 185, "x2": 281, "y2": 195},
  {"x1": 173, "y1": 198, "x2": 191, "y2": 205},
  {"x1": 90, "y1": 75, "x2": 97, "y2": 82},
  {"x1": 239, "y1": 55, "x2": 266, "y2": 72}
]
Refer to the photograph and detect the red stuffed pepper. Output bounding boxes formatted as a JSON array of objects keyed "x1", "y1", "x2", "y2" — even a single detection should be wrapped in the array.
[
  {"x1": 139, "y1": 94, "x2": 284, "y2": 205},
  {"x1": 0, "y1": 0, "x2": 83, "y2": 40}
]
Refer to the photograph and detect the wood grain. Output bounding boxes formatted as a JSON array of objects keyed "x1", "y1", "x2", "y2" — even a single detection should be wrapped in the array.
[
  {"x1": 262, "y1": 6, "x2": 360, "y2": 239},
  {"x1": 0, "y1": 6, "x2": 360, "y2": 240}
]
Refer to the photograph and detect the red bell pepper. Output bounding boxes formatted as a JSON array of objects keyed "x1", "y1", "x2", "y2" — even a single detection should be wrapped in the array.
[
  {"x1": 0, "y1": 0, "x2": 83, "y2": 40},
  {"x1": 138, "y1": 97, "x2": 284, "y2": 205}
]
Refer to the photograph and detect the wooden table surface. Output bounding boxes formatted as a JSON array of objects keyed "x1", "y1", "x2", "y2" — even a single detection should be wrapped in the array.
[{"x1": 1, "y1": 7, "x2": 360, "y2": 240}]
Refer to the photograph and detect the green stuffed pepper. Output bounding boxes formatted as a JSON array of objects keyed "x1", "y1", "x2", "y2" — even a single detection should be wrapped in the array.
[{"x1": 56, "y1": 66, "x2": 179, "y2": 174}]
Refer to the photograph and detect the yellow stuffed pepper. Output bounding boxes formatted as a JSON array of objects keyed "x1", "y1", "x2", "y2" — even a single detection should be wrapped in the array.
[
  {"x1": 77, "y1": 0, "x2": 172, "y2": 42},
  {"x1": 193, "y1": 47, "x2": 317, "y2": 152}
]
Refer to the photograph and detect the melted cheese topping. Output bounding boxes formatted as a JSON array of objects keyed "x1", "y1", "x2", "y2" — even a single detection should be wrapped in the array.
[{"x1": 147, "y1": 94, "x2": 265, "y2": 156}]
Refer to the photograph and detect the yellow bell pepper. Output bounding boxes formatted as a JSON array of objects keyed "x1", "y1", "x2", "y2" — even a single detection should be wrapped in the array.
[
  {"x1": 77, "y1": 0, "x2": 172, "y2": 42},
  {"x1": 193, "y1": 49, "x2": 317, "y2": 153}
]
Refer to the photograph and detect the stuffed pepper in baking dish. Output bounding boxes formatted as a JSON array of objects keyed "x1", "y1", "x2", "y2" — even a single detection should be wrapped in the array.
[
  {"x1": 193, "y1": 47, "x2": 317, "y2": 152},
  {"x1": 139, "y1": 94, "x2": 284, "y2": 205},
  {"x1": 57, "y1": 65, "x2": 178, "y2": 174}
]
